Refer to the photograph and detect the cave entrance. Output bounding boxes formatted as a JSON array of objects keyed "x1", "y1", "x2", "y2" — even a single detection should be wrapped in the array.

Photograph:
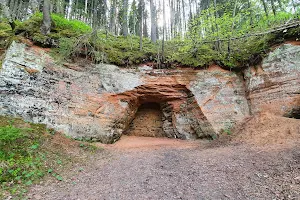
[
  {"x1": 284, "y1": 107, "x2": 300, "y2": 119},
  {"x1": 125, "y1": 102, "x2": 165, "y2": 137}
]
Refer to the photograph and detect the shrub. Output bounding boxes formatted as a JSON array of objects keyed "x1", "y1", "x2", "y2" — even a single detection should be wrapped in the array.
[
  {"x1": 0, "y1": 21, "x2": 14, "y2": 49},
  {"x1": 15, "y1": 12, "x2": 92, "y2": 47}
]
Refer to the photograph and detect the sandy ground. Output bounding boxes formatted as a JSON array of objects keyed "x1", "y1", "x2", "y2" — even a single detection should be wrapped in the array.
[{"x1": 27, "y1": 114, "x2": 300, "y2": 200}]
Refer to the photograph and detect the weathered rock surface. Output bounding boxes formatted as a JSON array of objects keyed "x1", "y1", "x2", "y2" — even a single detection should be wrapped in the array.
[
  {"x1": 245, "y1": 43, "x2": 300, "y2": 116},
  {"x1": 0, "y1": 41, "x2": 299, "y2": 143},
  {"x1": 0, "y1": 42, "x2": 216, "y2": 143},
  {"x1": 190, "y1": 65, "x2": 250, "y2": 133},
  {"x1": 0, "y1": 42, "x2": 142, "y2": 143}
]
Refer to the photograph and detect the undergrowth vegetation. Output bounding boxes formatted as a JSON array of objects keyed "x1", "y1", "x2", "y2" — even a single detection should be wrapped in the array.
[
  {"x1": 0, "y1": 116, "x2": 97, "y2": 199},
  {"x1": 1, "y1": 11, "x2": 300, "y2": 69}
]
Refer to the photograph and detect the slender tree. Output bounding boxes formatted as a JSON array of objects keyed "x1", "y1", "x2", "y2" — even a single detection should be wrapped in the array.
[
  {"x1": 122, "y1": 0, "x2": 129, "y2": 36},
  {"x1": 247, "y1": 0, "x2": 253, "y2": 26},
  {"x1": 139, "y1": 0, "x2": 143, "y2": 50},
  {"x1": 261, "y1": 0, "x2": 269, "y2": 17},
  {"x1": 129, "y1": 0, "x2": 138, "y2": 35},
  {"x1": 162, "y1": 0, "x2": 166, "y2": 60},
  {"x1": 227, "y1": 0, "x2": 238, "y2": 59},
  {"x1": 40, "y1": 0, "x2": 51, "y2": 35},
  {"x1": 181, "y1": 0, "x2": 186, "y2": 34},
  {"x1": 143, "y1": 9, "x2": 148, "y2": 37},
  {"x1": 110, "y1": 0, "x2": 117, "y2": 34},
  {"x1": 150, "y1": 0, "x2": 157, "y2": 42},
  {"x1": 291, "y1": 0, "x2": 296, "y2": 12},
  {"x1": 270, "y1": 0, "x2": 276, "y2": 15},
  {"x1": 213, "y1": 0, "x2": 220, "y2": 51}
]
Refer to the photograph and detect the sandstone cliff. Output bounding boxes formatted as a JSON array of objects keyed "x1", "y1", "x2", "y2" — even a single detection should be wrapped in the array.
[{"x1": 0, "y1": 41, "x2": 299, "y2": 143}]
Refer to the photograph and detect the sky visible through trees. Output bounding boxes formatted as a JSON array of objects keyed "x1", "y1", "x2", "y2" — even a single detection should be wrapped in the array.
[
  {"x1": 1, "y1": 0, "x2": 299, "y2": 42},
  {"x1": 0, "y1": 0, "x2": 299, "y2": 69}
]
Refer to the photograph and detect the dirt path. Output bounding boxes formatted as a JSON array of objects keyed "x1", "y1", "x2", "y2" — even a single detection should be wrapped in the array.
[{"x1": 28, "y1": 136, "x2": 300, "y2": 200}]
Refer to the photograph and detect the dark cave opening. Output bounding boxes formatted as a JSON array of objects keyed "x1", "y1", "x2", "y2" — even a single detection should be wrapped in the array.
[
  {"x1": 284, "y1": 107, "x2": 300, "y2": 119},
  {"x1": 125, "y1": 102, "x2": 166, "y2": 137}
]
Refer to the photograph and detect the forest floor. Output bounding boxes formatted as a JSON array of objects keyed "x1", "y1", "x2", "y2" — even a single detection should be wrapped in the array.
[{"x1": 27, "y1": 113, "x2": 300, "y2": 200}]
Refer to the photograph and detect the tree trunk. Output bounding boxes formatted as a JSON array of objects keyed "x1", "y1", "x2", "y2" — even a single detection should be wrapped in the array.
[
  {"x1": 109, "y1": 0, "x2": 116, "y2": 34},
  {"x1": 213, "y1": 0, "x2": 220, "y2": 51},
  {"x1": 277, "y1": 0, "x2": 283, "y2": 11},
  {"x1": 0, "y1": 2, "x2": 15, "y2": 30},
  {"x1": 40, "y1": 0, "x2": 51, "y2": 35},
  {"x1": 181, "y1": 0, "x2": 186, "y2": 34},
  {"x1": 67, "y1": 0, "x2": 73, "y2": 19},
  {"x1": 261, "y1": 0, "x2": 268, "y2": 17},
  {"x1": 143, "y1": 10, "x2": 148, "y2": 37},
  {"x1": 85, "y1": 0, "x2": 88, "y2": 13},
  {"x1": 188, "y1": 0, "x2": 192, "y2": 20},
  {"x1": 11, "y1": 0, "x2": 19, "y2": 20},
  {"x1": 162, "y1": 0, "x2": 166, "y2": 61},
  {"x1": 291, "y1": 0, "x2": 296, "y2": 12},
  {"x1": 228, "y1": 0, "x2": 238, "y2": 60},
  {"x1": 170, "y1": 0, "x2": 174, "y2": 38},
  {"x1": 178, "y1": 0, "x2": 182, "y2": 38},
  {"x1": 270, "y1": 0, "x2": 276, "y2": 16},
  {"x1": 92, "y1": 0, "x2": 98, "y2": 29},
  {"x1": 139, "y1": 0, "x2": 143, "y2": 50},
  {"x1": 122, "y1": 0, "x2": 129, "y2": 36},
  {"x1": 55, "y1": 0, "x2": 60, "y2": 14},
  {"x1": 247, "y1": 0, "x2": 253, "y2": 26},
  {"x1": 16, "y1": 0, "x2": 23, "y2": 20},
  {"x1": 150, "y1": 0, "x2": 157, "y2": 42}
]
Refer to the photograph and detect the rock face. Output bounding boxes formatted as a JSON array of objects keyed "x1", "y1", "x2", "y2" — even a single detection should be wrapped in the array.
[
  {"x1": 0, "y1": 42, "x2": 142, "y2": 143},
  {"x1": 190, "y1": 65, "x2": 250, "y2": 133},
  {"x1": 1, "y1": 41, "x2": 299, "y2": 143},
  {"x1": 245, "y1": 43, "x2": 300, "y2": 116}
]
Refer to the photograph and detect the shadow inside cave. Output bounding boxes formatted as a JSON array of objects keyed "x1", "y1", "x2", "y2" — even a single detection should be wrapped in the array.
[{"x1": 125, "y1": 102, "x2": 166, "y2": 138}]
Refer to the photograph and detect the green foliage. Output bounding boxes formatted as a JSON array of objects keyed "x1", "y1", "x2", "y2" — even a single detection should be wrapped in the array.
[
  {"x1": 0, "y1": 116, "x2": 66, "y2": 198},
  {"x1": 79, "y1": 143, "x2": 97, "y2": 152},
  {"x1": 222, "y1": 122, "x2": 234, "y2": 136},
  {"x1": 58, "y1": 32, "x2": 157, "y2": 66},
  {"x1": 3, "y1": 4, "x2": 299, "y2": 69},
  {"x1": 95, "y1": 34, "x2": 156, "y2": 65},
  {"x1": 165, "y1": 39, "x2": 217, "y2": 67},
  {"x1": 0, "y1": 21, "x2": 14, "y2": 49},
  {"x1": 0, "y1": 123, "x2": 44, "y2": 197},
  {"x1": 51, "y1": 14, "x2": 92, "y2": 35},
  {"x1": 169, "y1": 2, "x2": 300, "y2": 69},
  {"x1": 0, "y1": 125, "x2": 25, "y2": 143},
  {"x1": 0, "y1": 22, "x2": 11, "y2": 38},
  {"x1": 15, "y1": 12, "x2": 91, "y2": 47}
]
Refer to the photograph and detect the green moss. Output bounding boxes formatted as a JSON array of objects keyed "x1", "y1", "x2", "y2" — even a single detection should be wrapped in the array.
[
  {"x1": 163, "y1": 31, "x2": 288, "y2": 69},
  {"x1": 0, "y1": 21, "x2": 14, "y2": 49},
  {"x1": 14, "y1": 12, "x2": 92, "y2": 47},
  {"x1": 51, "y1": 14, "x2": 92, "y2": 35},
  {"x1": 56, "y1": 32, "x2": 157, "y2": 66},
  {"x1": 5, "y1": 12, "x2": 300, "y2": 69}
]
